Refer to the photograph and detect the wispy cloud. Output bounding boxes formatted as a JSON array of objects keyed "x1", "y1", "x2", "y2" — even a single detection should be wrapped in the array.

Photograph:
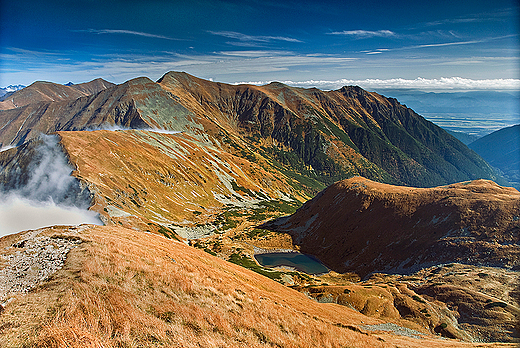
[
  {"x1": 2, "y1": 43, "x2": 517, "y2": 92},
  {"x1": 363, "y1": 35, "x2": 519, "y2": 55},
  {"x1": 329, "y1": 30, "x2": 396, "y2": 38},
  {"x1": 208, "y1": 31, "x2": 302, "y2": 43},
  {"x1": 76, "y1": 29, "x2": 182, "y2": 41},
  {"x1": 421, "y1": 7, "x2": 517, "y2": 28}
]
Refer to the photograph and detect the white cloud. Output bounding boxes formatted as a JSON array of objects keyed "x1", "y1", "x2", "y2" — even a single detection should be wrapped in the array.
[
  {"x1": 235, "y1": 77, "x2": 520, "y2": 91},
  {"x1": 0, "y1": 135, "x2": 102, "y2": 237},
  {"x1": 0, "y1": 195, "x2": 101, "y2": 237},
  {"x1": 76, "y1": 29, "x2": 181, "y2": 41},
  {"x1": 208, "y1": 31, "x2": 302, "y2": 43},
  {"x1": 329, "y1": 30, "x2": 396, "y2": 38}
]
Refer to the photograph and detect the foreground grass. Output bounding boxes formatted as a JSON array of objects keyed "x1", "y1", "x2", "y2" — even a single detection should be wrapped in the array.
[{"x1": 0, "y1": 225, "x2": 512, "y2": 348}]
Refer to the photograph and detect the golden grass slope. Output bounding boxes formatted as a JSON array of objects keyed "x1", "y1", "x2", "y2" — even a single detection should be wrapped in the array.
[
  {"x1": 58, "y1": 129, "x2": 304, "y2": 229},
  {"x1": 0, "y1": 225, "x2": 512, "y2": 348}
]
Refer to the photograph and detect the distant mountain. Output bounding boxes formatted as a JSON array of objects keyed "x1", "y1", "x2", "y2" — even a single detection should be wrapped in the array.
[
  {"x1": 263, "y1": 176, "x2": 520, "y2": 277},
  {"x1": 0, "y1": 85, "x2": 25, "y2": 100},
  {"x1": 469, "y1": 125, "x2": 520, "y2": 188},
  {"x1": 0, "y1": 78, "x2": 115, "y2": 110},
  {"x1": 446, "y1": 130, "x2": 479, "y2": 145}
]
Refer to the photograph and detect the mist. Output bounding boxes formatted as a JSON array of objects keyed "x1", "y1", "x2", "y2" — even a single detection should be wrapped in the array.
[
  {"x1": 0, "y1": 194, "x2": 101, "y2": 237},
  {"x1": 0, "y1": 135, "x2": 102, "y2": 237}
]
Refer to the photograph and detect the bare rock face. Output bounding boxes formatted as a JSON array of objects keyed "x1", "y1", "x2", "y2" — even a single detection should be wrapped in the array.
[{"x1": 264, "y1": 176, "x2": 520, "y2": 277}]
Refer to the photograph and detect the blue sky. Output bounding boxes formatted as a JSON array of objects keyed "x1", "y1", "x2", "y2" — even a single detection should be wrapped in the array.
[{"x1": 1, "y1": 0, "x2": 519, "y2": 91}]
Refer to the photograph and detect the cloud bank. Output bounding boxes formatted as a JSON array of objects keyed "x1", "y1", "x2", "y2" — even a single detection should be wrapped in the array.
[
  {"x1": 0, "y1": 195, "x2": 101, "y2": 237},
  {"x1": 235, "y1": 77, "x2": 520, "y2": 91},
  {"x1": 0, "y1": 135, "x2": 102, "y2": 237}
]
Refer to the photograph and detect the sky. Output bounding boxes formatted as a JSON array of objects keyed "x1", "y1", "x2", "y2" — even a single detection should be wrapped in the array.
[{"x1": 1, "y1": 0, "x2": 519, "y2": 91}]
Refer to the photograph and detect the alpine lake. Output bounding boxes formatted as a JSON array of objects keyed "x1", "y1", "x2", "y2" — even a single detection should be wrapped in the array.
[{"x1": 254, "y1": 252, "x2": 329, "y2": 275}]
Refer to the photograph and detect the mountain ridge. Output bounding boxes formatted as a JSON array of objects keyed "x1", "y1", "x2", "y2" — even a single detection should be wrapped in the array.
[
  {"x1": 0, "y1": 71, "x2": 505, "y2": 189},
  {"x1": 0, "y1": 78, "x2": 114, "y2": 111}
]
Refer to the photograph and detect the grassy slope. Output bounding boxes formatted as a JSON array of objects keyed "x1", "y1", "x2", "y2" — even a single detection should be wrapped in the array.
[{"x1": 1, "y1": 225, "x2": 509, "y2": 348}]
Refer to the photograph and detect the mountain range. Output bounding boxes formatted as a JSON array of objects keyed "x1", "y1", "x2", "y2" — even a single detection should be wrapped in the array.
[
  {"x1": 0, "y1": 79, "x2": 114, "y2": 110},
  {"x1": 0, "y1": 85, "x2": 25, "y2": 101},
  {"x1": 0, "y1": 72, "x2": 518, "y2": 346},
  {"x1": 0, "y1": 72, "x2": 505, "y2": 190}
]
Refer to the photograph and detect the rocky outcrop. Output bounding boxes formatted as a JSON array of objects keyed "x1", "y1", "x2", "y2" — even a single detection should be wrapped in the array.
[{"x1": 0, "y1": 228, "x2": 82, "y2": 304}]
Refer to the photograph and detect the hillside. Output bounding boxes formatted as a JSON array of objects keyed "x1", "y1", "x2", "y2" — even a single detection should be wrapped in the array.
[
  {"x1": 0, "y1": 71, "x2": 505, "y2": 189},
  {"x1": 0, "y1": 224, "x2": 511, "y2": 348},
  {"x1": 264, "y1": 176, "x2": 520, "y2": 277},
  {"x1": 469, "y1": 125, "x2": 520, "y2": 188},
  {"x1": 0, "y1": 79, "x2": 114, "y2": 110}
]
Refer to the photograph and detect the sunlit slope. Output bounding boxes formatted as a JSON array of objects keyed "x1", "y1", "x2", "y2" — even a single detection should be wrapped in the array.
[
  {"x1": 0, "y1": 77, "x2": 203, "y2": 147},
  {"x1": 0, "y1": 225, "x2": 507, "y2": 348},
  {"x1": 58, "y1": 129, "x2": 304, "y2": 230},
  {"x1": 0, "y1": 78, "x2": 114, "y2": 111}
]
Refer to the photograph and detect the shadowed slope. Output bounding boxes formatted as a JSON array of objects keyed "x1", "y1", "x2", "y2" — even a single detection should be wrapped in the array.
[
  {"x1": 264, "y1": 177, "x2": 520, "y2": 277},
  {"x1": 469, "y1": 125, "x2": 520, "y2": 188},
  {"x1": 158, "y1": 72, "x2": 503, "y2": 188}
]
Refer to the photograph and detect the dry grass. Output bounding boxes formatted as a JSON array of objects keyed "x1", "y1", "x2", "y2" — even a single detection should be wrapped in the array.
[{"x1": 0, "y1": 226, "x2": 514, "y2": 347}]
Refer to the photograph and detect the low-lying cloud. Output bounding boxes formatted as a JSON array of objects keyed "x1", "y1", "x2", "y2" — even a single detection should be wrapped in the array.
[
  {"x1": 0, "y1": 135, "x2": 102, "y2": 237},
  {"x1": 235, "y1": 77, "x2": 520, "y2": 91},
  {"x1": 0, "y1": 194, "x2": 101, "y2": 237}
]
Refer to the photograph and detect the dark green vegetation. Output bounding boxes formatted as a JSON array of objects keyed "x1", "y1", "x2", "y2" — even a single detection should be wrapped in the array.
[
  {"x1": 228, "y1": 252, "x2": 282, "y2": 280},
  {"x1": 469, "y1": 124, "x2": 520, "y2": 189}
]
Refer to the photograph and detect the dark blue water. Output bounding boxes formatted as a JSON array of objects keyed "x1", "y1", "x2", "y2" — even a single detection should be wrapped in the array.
[{"x1": 254, "y1": 252, "x2": 328, "y2": 274}]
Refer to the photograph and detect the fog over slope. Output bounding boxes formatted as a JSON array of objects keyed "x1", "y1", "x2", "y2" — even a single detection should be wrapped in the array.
[{"x1": 0, "y1": 135, "x2": 101, "y2": 236}]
